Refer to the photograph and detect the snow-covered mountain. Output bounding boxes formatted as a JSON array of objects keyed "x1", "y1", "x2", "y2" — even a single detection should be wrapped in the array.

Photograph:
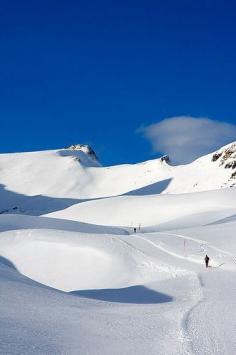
[
  {"x1": 0, "y1": 141, "x2": 236, "y2": 215},
  {"x1": 1, "y1": 141, "x2": 236, "y2": 354}
]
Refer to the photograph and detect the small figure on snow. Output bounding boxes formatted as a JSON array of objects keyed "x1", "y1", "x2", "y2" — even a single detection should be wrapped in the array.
[
  {"x1": 134, "y1": 227, "x2": 137, "y2": 233},
  {"x1": 205, "y1": 254, "x2": 210, "y2": 268}
]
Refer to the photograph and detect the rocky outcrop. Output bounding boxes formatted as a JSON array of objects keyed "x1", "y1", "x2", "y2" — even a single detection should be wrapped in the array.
[
  {"x1": 212, "y1": 152, "x2": 222, "y2": 162},
  {"x1": 225, "y1": 161, "x2": 236, "y2": 169},
  {"x1": 67, "y1": 144, "x2": 98, "y2": 161},
  {"x1": 212, "y1": 143, "x2": 236, "y2": 187},
  {"x1": 160, "y1": 155, "x2": 170, "y2": 164},
  {"x1": 212, "y1": 143, "x2": 236, "y2": 168},
  {"x1": 218, "y1": 144, "x2": 236, "y2": 165},
  {"x1": 231, "y1": 171, "x2": 236, "y2": 179}
]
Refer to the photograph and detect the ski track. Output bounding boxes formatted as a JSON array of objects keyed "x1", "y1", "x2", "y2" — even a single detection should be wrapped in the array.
[
  {"x1": 186, "y1": 271, "x2": 236, "y2": 355},
  {"x1": 123, "y1": 233, "x2": 203, "y2": 355},
  {"x1": 141, "y1": 231, "x2": 236, "y2": 269},
  {"x1": 129, "y1": 231, "x2": 236, "y2": 355},
  {"x1": 1, "y1": 227, "x2": 235, "y2": 354},
  {"x1": 180, "y1": 274, "x2": 204, "y2": 355},
  {"x1": 157, "y1": 231, "x2": 235, "y2": 258}
]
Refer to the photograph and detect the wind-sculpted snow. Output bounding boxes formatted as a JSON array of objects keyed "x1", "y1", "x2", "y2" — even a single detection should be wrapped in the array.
[
  {"x1": 0, "y1": 229, "x2": 164, "y2": 291},
  {"x1": 0, "y1": 257, "x2": 186, "y2": 355}
]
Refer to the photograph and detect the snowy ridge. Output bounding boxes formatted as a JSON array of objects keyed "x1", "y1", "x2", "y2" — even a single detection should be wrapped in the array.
[
  {"x1": 0, "y1": 141, "x2": 236, "y2": 216},
  {"x1": 46, "y1": 187, "x2": 236, "y2": 227}
]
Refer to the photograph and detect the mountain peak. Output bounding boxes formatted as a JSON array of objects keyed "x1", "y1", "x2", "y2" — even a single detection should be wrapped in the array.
[
  {"x1": 66, "y1": 144, "x2": 98, "y2": 162},
  {"x1": 160, "y1": 155, "x2": 170, "y2": 164}
]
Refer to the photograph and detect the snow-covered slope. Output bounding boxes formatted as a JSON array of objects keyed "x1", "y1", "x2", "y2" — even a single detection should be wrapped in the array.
[
  {"x1": 1, "y1": 141, "x2": 236, "y2": 354},
  {"x1": 0, "y1": 229, "x2": 165, "y2": 292},
  {"x1": 47, "y1": 187, "x2": 236, "y2": 228},
  {"x1": 0, "y1": 141, "x2": 236, "y2": 215},
  {"x1": 1, "y1": 208, "x2": 236, "y2": 354}
]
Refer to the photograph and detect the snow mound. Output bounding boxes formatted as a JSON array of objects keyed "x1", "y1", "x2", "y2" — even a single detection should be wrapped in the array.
[{"x1": 0, "y1": 229, "x2": 165, "y2": 292}]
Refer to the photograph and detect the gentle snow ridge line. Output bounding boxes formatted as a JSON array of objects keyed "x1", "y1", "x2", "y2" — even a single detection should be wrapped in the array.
[{"x1": 46, "y1": 187, "x2": 236, "y2": 228}]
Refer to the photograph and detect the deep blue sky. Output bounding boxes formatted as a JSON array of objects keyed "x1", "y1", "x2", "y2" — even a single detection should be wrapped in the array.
[{"x1": 0, "y1": 0, "x2": 236, "y2": 165}]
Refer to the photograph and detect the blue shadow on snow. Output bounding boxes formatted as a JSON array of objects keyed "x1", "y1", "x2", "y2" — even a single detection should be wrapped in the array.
[
  {"x1": 71, "y1": 285, "x2": 173, "y2": 304},
  {"x1": 123, "y1": 179, "x2": 172, "y2": 196}
]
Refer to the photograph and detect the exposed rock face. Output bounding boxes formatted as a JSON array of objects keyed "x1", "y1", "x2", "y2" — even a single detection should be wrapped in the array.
[
  {"x1": 219, "y1": 144, "x2": 236, "y2": 165},
  {"x1": 212, "y1": 143, "x2": 236, "y2": 186},
  {"x1": 67, "y1": 144, "x2": 98, "y2": 161},
  {"x1": 212, "y1": 152, "x2": 222, "y2": 162},
  {"x1": 213, "y1": 143, "x2": 236, "y2": 167},
  {"x1": 225, "y1": 161, "x2": 236, "y2": 169},
  {"x1": 231, "y1": 171, "x2": 236, "y2": 179},
  {"x1": 160, "y1": 155, "x2": 170, "y2": 163}
]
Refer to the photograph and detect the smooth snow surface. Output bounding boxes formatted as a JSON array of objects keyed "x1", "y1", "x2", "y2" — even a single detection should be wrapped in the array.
[
  {"x1": 46, "y1": 187, "x2": 236, "y2": 228},
  {"x1": 0, "y1": 229, "x2": 162, "y2": 291},
  {"x1": 1, "y1": 144, "x2": 236, "y2": 354}
]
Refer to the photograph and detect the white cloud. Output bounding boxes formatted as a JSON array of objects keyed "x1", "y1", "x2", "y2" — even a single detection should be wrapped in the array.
[{"x1": 139, "y1": 116, "x2": 236, "y2": 164}]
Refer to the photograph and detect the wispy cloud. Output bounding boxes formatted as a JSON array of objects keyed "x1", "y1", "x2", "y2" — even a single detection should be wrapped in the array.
[{"x1": 139, "y1": 116, "x2": 236, "y2": 164}]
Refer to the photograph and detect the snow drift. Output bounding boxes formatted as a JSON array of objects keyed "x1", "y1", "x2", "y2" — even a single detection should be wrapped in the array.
[{"x1": 0, "y1": 229, "x2": 163, "y2": 291}]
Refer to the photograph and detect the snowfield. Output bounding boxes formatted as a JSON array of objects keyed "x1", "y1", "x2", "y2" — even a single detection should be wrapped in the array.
[
  {"x1": 1, "y1": 143, "x2": 236, "y2": 354},
  {"x1": 46, "y1": 187, "x2": 236, "y2": 228}
]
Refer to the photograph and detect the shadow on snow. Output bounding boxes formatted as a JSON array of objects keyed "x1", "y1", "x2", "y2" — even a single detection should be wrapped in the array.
[
  {"x1": 0, "y1": 178, "x2": 171, "y2": 217},
  {"x1": 123, "y1": 179, "x2": 172, "y2": 196},
  {"x1": 0, "y1": 183, "x2": 82, "y2": 216},
  {"x1": 0, "y1": 256, "x2": 17, "y2": 270},
  {"x1": 71, "y1": 285, "x2": 173, "y2": 304}
]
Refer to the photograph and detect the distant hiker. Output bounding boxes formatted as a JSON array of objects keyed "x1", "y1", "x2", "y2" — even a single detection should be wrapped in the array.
[
  {"x1": 205, "y1": 254, "x2": 210, "y2": 268},
  {"x1": 134, "y1": 227, "x2": 137, "y2": 233}
]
